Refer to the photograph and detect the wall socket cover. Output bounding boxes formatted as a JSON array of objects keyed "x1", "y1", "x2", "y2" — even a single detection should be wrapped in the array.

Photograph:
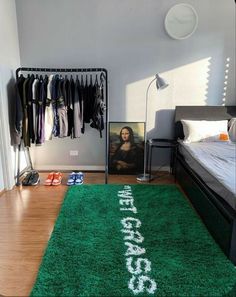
[{"x1": 69, "y1": 150, "x2": 79, "y2": 156}]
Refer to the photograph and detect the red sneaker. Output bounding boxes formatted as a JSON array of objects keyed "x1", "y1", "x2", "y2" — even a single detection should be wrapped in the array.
[
  {"x1": 44, "y1": 172, "x2": 54, "y2": 186},
  {"x1": 52, "y1": 172, "x2": 62, "y2": 186}
]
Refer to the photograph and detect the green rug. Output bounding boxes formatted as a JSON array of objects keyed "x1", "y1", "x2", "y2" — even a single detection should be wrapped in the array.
[{"x1": 31, "y1": 185, "x2": 236, "y2": 296}]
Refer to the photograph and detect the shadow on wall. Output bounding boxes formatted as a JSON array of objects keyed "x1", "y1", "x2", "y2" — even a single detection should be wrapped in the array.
[
  {"x1": 147, "y1": 109, "x2": 175, "y2": 140},
  {"x1": 221, "y1": 57, "x2": 231, "y2": 106},
  {"x1": 146, "y1": 109, "x2": 175, "y2": 168},
  {"x1": 206, "y1": 56, "x2": 233, "y2": 106}
]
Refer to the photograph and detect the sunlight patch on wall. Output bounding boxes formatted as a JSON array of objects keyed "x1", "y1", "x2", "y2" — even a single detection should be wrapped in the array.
[
  {"x1": 125, "y1": 75, "x2": 171, "y2": 135},
  {"x1": 169, "y1": 57, "x2": 211, "y2": 106},
  {"x1": 221, "y1": 57, "x2": 230, "y2": 106},
  {"x1": 125, "y1": 57, "x2": 211, "y2": 134}
]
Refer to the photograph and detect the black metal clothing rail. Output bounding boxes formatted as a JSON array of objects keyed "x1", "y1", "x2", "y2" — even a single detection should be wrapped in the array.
[
  {"x1": 16, "y1": 67, "x2": 108, "y2": 79},
  {"x1": 15, "y1": 67, "x2": 109, "y2": 185}
]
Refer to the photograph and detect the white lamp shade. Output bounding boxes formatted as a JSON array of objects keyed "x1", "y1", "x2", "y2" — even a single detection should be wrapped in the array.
[{"x1": 155, "y1": 74, "x2": 169, "y2": 90}]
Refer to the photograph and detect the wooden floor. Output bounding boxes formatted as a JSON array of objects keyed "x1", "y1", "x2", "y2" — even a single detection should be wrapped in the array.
[{"x1": 0, "y1": 171, "x2": 176, "y2": 297}]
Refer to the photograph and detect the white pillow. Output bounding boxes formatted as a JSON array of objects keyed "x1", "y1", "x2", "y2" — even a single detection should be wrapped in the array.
[
  {"x1": 228, "y1": 118, "x2": 236, "y2": 142},
  {"x1": 181, "y1": 120, "x2": 230, "y2": 143}
]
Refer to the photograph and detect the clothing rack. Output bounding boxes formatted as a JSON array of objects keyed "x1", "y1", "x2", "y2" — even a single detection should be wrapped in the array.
[{"x1": 15, "y1": 67, "x2": 109, "y2": 185}]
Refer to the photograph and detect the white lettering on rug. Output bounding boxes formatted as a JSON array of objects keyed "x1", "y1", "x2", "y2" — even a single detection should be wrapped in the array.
[
  {"x1": 121, "y1": 229, "x2": 144, "y2": 244},
  {"x1": 118, "y1": 185, "x2": 157, "y2": 295}
]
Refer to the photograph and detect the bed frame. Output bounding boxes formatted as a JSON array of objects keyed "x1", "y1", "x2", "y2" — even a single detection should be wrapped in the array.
[{"x1": 174, "y1": 106, "x2": 236, "y2": 264}]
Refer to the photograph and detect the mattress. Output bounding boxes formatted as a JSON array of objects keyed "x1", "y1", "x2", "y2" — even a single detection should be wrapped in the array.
[{"x1": 178, "y1": 141, "x2": 236, "y2": 210}]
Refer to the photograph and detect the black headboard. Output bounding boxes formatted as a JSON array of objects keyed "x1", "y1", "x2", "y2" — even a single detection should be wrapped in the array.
[{"x1": 174, "y1": 106, "x2": 236, "y2": 139}]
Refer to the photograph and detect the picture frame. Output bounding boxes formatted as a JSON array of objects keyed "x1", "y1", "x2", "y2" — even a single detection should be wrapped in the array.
[{"x1": 108, "y1": 122, "x2": 145, "y2": 175}]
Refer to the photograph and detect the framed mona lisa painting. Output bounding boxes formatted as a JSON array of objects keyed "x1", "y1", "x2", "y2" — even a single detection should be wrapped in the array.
[{"x1": 108, "y1": 122, "x2": 145, "y2": 174}]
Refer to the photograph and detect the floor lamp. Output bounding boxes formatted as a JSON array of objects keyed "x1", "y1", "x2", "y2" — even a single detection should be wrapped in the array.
[{"x1": 137, "y1": 74, "x2": 169, "y2": 182}]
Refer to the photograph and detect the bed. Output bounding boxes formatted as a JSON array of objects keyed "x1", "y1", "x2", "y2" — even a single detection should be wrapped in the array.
[{"x1": 174, "y1": 106, "x2": 236, "y2": 264}]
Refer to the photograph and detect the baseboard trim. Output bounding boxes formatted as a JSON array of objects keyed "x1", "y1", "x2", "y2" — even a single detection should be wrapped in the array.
[
  {"x1": 33, "y1": 165, "x2": 170, "y2": 172},
  {"x1": 150, "y1": 166, "x2": 170, "y2": 172},
  {"x1": 34, "y1": 165, "x2": 105, "y2": 171}
]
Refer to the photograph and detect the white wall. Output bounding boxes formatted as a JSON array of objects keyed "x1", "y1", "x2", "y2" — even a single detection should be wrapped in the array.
[
  {"x1": 0, "y1": 0, "x2": 21, "y2": 190},
  {"x1": 15, "y1": 0, "x2": 235, "y2": 170},
  {"x1": 0, "y1": 78, "x2": 4, "y2": 190}
]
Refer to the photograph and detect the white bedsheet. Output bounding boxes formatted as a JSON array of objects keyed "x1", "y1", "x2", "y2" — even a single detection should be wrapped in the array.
[{"x1": 179, "y1": 141, "x2": 236, "y2": 209}]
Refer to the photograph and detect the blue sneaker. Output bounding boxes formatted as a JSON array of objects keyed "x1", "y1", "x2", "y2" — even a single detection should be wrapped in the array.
[
  {"x1": 75, "y1": 172, "x2": 84, "y2": 185},
  {"x1": 67, "y1": 172, "x2": 76, "y2": 186}
]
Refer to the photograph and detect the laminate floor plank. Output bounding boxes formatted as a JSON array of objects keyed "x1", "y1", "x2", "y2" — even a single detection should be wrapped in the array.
[{"x1": 0, "y1": 171, "x2": 175, "y2": 296}]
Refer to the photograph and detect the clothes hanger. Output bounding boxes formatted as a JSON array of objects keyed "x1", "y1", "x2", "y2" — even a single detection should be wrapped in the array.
[
  {"x1": 19, "y1": 73, "x2": 26, "y2": 80},
  {"x1": 100, "y1": 72, "x2": 106, "y2": 82},
  {"x1": 99, "y1": 72, "x2": 105, "y2": 87},
  {"x1": 95, "y1": 74, "x2": 98, "y2": 86},
  {"x1": 81, "y1": 74, "x2": 84, "y2": 87}
]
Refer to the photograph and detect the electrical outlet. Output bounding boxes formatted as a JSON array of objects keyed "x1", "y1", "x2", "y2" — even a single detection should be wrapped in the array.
[{"x1": 69, "y1": 150, "x2": 78, "y2": 156}]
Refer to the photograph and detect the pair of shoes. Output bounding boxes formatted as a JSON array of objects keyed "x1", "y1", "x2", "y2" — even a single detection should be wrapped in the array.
[
  {"x1": 44, "y1": 172, "x2": 62, "y2": 186},
  {"x1": 67, "y1": 172, "x2": 84, "y2": 186},
  {"x1": 22, "y1": 170, "x2": 40, "y2": 186}
]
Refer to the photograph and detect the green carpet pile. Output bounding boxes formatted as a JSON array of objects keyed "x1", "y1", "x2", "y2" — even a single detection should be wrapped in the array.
[{"x1": 31, "y1": 185, "x2": 236, "y2": 296}]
